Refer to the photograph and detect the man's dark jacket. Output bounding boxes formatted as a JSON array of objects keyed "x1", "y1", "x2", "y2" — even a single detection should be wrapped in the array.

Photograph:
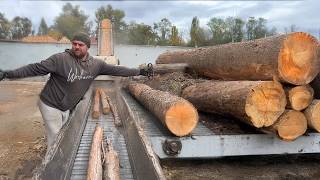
[{"x1": 7, "y1": 49, "x2": 139, "y2": 111}]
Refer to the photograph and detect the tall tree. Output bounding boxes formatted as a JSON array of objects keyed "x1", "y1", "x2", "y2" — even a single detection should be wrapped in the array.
[
  {"x1": 127, "y1": 21, "x2": 156, "y2": 45},
  {"x1": 170, "y1": 26, "x2": 182, "y2": 46},
  {"x1": 10, "y1": 16, "x2": 32, "y2": 40},
  {"x1": 190, "y1": 16, "x2": 205, "y2": 47},
  {"x1": 232, "y1": 17, "x2": 245, "y2": 42},
  {"x1": 0, "y1": 12, "x2": 11, "y2": 39},
  {"x1": 38, "y1": 17, "x2": 48, "y2": 35},
  {"x1": 246, "y1": 17, "x2": 256, "y2": 40},
  {"x1": 53, "y1": 3, "x2": 91, "y2": 39},
  {"x1": 208, "y1": 17, "x2": 244, "y2": 44},
  {"x1": 95, "y1": 5, "x2": 126, "y2": 43},
  {"x1": 153, "y1": 18, "x2": 172, "y2": 45},
  {"x1": 254, "y1": 17, "x2": 268, "y2": 39},
  {"x1": 246, "y1": 17, "x2": 269, "y2": 40}
]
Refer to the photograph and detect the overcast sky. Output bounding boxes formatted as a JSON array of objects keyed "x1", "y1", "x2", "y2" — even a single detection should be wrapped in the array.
[{"x1": 0, "y1": 0, "x2": 319, "y2": 39}]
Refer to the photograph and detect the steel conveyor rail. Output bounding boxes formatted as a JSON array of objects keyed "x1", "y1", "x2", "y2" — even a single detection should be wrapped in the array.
[{"x1": 35, "y1": 79, "x2": 165, "y2": 180}]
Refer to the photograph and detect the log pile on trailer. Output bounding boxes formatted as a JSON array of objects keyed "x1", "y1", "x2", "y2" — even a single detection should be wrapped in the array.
[{"x1": 131, "y1": 32, "x2": 320, "y2": 141}]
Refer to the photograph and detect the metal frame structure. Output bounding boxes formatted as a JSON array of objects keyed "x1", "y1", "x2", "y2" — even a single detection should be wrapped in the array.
[{"x1": 120, "y1": 89, "x2": 320, "y2": 159}]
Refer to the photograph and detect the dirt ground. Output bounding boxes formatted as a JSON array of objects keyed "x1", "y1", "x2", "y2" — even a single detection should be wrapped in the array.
[{"x1": 0, "y1": 81, "x2": 46, "y2": 180}]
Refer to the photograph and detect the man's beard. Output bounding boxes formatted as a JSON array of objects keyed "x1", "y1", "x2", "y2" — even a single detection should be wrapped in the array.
[{"x1": 73, "y1": 49, "x2": 86, "y2": 59}]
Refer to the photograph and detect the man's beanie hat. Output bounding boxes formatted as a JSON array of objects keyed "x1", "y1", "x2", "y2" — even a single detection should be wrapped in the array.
[{"x1": 72, "y1": 32, "x2": 91, "y2": 48}]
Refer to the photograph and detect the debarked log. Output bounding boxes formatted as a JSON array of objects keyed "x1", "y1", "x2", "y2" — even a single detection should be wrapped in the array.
[
  {"x1": 99, "y1": 89, "x2": 111, "y2": 114},
  {"x1": 181, "y1": 80, "x2": 287, "y2": 128},
  {"x1": 128, "y1": 83, "x2": 199, "y2": 136},
  {"x1": 92, "y1": 88, "x2": 101, "y2": 119},
  {"x1": 87, "y1": 125, "x2": 103, "y2": 180},
  {"x1": 103, "y1": 139, "x2": 120, "y2": 180}
]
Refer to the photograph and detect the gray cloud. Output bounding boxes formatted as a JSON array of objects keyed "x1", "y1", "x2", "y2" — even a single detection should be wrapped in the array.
[{"x1": 0, "y1": 0, "x2": 319, "y2": 38}]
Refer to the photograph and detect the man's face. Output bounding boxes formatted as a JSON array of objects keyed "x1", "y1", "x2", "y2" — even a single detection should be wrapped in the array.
[{"x1": 72, "y1": 40, "x2": 88, "y2": 59}]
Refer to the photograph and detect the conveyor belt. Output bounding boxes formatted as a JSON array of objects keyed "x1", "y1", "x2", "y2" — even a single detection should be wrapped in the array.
[{"x1": 70, "y1": 98, "x2": 134, "y2": 180}]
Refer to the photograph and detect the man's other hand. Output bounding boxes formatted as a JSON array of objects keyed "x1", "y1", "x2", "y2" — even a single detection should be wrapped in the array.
[
  {"x1": 139, "y1": 68, "x2": 148, "y2": 76},
  {"x1": 0, "y1": 70, "x2": 8, "y2": 81}
]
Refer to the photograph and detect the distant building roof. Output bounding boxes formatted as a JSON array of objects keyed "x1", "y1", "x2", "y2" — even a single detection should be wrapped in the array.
[
  {"x1": 22, "y1": 35, "x2": 57, "y2": 43},
  {"x1": 58, "y1": 36, "x2": 71, "y2": 44}
]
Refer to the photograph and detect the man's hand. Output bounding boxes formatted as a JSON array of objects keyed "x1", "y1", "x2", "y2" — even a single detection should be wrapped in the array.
[
  {"x1": 139, "y1": 68, "x2": 148, "y2": 76},
  {"x1": 0, "y1": 70, "x2": 8, "y2": 81},
  {"x1": 139, "y1": 63, "x2": 153, "y2": 78}
]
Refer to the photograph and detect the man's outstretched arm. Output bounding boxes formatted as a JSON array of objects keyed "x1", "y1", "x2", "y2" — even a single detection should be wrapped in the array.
[
  {"x1": 99, "y1": 61, "x2": 148, "y2": 77},
  {"x1": 2, "y1": 55, "x2": 57, "y2": 79}
]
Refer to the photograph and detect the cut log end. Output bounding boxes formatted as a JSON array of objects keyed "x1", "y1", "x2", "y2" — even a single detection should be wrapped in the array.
[
  {"x1": 304, "y1": 100, "x2": 320, "y2": 132},
  {"x1": 165, "y1": 101, "x2": 198, "y2": 136},
  {"x1": 276, "y1": 110, "x2": 307, "y2": 141},
  {"x1": 278, "y1": 32, "x2": 320, "y2": 85},
  {"x1": 288, "y1": 85, "x2": 314, "y2": 111},
  {"x1": 245, "y1": 81, "x2": 286, "y2": 128}
]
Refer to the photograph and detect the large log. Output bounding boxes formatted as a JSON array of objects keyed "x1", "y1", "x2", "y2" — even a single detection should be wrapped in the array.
[
  {"x1": 87, "y1": 125, "x2": 103, "y2": 180},
  {"x1": 156, "y1": 32, "x2": 320, "y2": 85},
  {"x1": 92, "y1": 89, "x2": 101, "y2": 119},
  {"x1": 153, "y1": 63, "x2": 189, "y2": 74},
  {"x1": 263, "y1": 110, "x2": 307, "y2": 141},
  {"x1": 285, "y1": 85, "x2": 314, "y2": 111},
  {"x1": 99, "y1": 89, "x2": 111, "y2": 114},
  {"x1": 304, "y1": 99, "x2": 320, "y2": 132},
  {"x1": 181, "y1": 81, "x2": 286, "y2": 128},
  {"x1": 103, "y1": 139, "x2": 120, "y2": 180},
  {"x1": 128, "y1": 83, "x2": 199, "y2": 136}
]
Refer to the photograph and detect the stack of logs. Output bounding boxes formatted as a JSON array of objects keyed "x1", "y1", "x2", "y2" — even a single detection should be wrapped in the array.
[{"x1": 130, "y1": 32, "x2": 320, "y2": 141}]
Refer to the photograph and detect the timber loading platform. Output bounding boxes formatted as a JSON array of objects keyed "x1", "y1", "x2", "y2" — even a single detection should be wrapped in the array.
[{"x1": 35, "y1": 78, "x2": 320, "y2": 180}]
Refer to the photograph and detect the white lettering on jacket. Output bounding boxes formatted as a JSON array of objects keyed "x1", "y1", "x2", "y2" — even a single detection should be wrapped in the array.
[{"x1": 67, "y1": 68, "x2": 94, "y2": 82}]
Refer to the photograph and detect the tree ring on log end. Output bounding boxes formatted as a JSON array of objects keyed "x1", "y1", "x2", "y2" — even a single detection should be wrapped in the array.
[
  {"x1": 276, "y1": 110, "x2": 307, "y2": 141},
  {"x1": 305, "y1": 100, "x2": 320, "y2": 132},
  {"x1": 278, "y1": 32, "x2": 319, "y2": 85},
  {"x1": 245, "y1": 81, "x2": 286, "y2": 128},
  {"x1": 289, "y1": 85, "x2": 314, "y2": 111},
  {"x1": 165, "y1": 101, "x2": 199, "y2": 136}
]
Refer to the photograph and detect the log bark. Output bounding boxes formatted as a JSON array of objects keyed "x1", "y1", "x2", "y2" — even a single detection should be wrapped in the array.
[
  {"x1": 99, "y1": 89, "x2": 111, "y2": 114},
  {"x1": 128, "y1": 83, "x2": 199, "y2": 136},
  {"x1": 87, "y1": 125, "x2": 103, "y2": 180},
  {"x1": 105, "y1": 95, "x2": 121, "y2": 126},
  {"x1": 263, "y1": 110, "x2": 307, "y2": 141},
  {"x1": 304, "y1": 99, "x2": 320, "y2": 132},
  {"x1": 92, "y1": 89, "x2": 101, "y2": 119},
  {"x1": 103, "y1": 139, "x2": 120, "y2": 180},
  {"x1": 153, "y1": 63, "x2": 189, "y2": 74},
  {"x1": 181, "y1": 81, "x2": 286, "y2": 128},
  {"x1": 156, "y1": 32, "x2": 320, "y2": 85},
  {"x1": 284, "y1": 85, "x2": 314, "y2": 111}
]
